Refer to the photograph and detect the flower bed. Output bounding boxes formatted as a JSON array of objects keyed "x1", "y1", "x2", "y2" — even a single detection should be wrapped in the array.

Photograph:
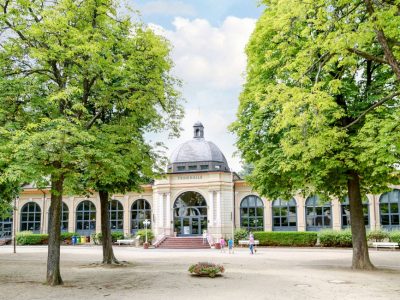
[{"x1": 188, "y1": 262, "x2": 224, "y2": 278}]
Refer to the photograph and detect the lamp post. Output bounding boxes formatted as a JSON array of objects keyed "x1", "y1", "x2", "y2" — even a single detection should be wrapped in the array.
[
  {"x1": 143, "y1": 219, "x2": 151, "y2": 249},
  {"x1": 13, "y1": 196, "x2": 18, "y2": 254}
]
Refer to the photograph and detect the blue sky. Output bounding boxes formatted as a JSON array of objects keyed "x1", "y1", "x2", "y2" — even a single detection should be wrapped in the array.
[
  {"x1": 132, "y1": 0, "x2": 263, "y2": 29},
  {"x1": 127, "y1": 1, "x2": 264, "y2": 172}
]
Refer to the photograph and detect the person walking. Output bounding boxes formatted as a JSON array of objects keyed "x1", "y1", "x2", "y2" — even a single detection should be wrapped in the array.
[
  {"x1": 228, "y1": 237, "x2": 234, "y2": 254},
  {"x1": 249, "y1": 232, "x2": 255, "y2": 255},
  {"x1": 220, "y1": 237, "x2": 226, "y2": 253}
]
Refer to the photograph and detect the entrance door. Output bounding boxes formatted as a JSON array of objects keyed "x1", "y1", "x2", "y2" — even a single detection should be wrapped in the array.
[{"x1": 173, "y1": 191, "x2": 208, "y2": 236}]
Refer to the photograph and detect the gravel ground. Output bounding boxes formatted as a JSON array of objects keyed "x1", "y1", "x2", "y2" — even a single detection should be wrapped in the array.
[{"x1": 0, "y1": 245, "x2": 399, "y2": 300}]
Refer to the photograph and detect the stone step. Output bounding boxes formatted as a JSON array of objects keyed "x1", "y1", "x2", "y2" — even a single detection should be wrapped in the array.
[{"x1": 156, "y1": 237, "x2": 211, "y2": 249}]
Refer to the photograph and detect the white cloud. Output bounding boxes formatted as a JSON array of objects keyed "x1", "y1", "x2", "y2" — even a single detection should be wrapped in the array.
[
  {"x1": 151, "y1": 16, "x2": 256, "y2": 90},
  {"x1": 149, "y1": 17, "x2": 256, "y2": 172},
  {"x1": 139, "y1": 1, "x2": 196, "y2": 16}
]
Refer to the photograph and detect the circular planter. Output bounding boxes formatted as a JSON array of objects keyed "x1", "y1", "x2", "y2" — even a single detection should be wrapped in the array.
[{"x1": 143, "y1": 242, "x2": 149, "y2": 249}]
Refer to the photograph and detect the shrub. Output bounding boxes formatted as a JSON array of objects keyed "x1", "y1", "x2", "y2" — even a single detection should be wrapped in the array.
[
  {"x1": 189, "y1": 262, "x2": 224, "y2": 278},
  {"x1": 388, "y1": 231, "x2": 400, "y2": 243},
  {"x1": 136, "y1": 229, "x2": 154, "y2": 243},
  {"x1": 60, "y1": 232, "x2": 78, "y2": 241},
  {"x1": 253, "y1": 231, "x2": 317, "y2": 247},
  {"x1": 234, "y1": 228, "x2": 248, "y2": 245},
  {"x1": 95, "y1": 231, "x2": 125, "y2": 243},
  {"x1": 16, "y1": 231, "x2": 48, "y2": 245},
  {"x1": 318, "y1": 230, "x2": 352, "y2": 247},
  {"x1": 367, "y1": 230, "x2": 389, "y2": 242}
]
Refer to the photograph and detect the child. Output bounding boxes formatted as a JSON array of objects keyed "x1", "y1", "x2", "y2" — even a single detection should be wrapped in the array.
[
  {"x1": 228, "y1": 238, "x2": 234, "y2": 254},
  {"x1": 220, "y1": 237, "x2": 226, "y2": 253}
]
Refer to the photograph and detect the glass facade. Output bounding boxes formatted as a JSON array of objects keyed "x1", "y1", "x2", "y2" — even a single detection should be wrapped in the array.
[
  {"x1": 341, "y1": 196, "x2": 369, "y2": 228},
  {"x1": 240, "y1": 195, "x2": 264, "y2": 231},
  {"x1": 109, "y1": 200, "x2": 123, "y2": 232},
  {"x1": 131, "y1": 199, "x2": 151, "y2": 234},
  {"x1": 0, "y1": 212, "x2": 12, "y2": 237},
  {"x1": 76, "y1": 200, "x2": 96, "y2": 235},
  {"x1": 305, "y1": 196, "x2": 332, "y2": 231},
  {"x1": 20, "y1": 202, "x2": 41, "y2": 233},
  {"x1": 380, "y1": 189, "x2": 400, "y2": 230},
  {"x1": 272, "y1": 198, "x2": 297, "y2": 231}
]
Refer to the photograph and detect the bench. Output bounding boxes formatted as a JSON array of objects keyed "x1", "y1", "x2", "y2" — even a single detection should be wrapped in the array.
[
  {"x1": 116, "y1": 239, "x2": 134, "y2": 246},
  {"x1": 372, "y1": 242, "x2": 399, "y2": 250},
  {"x1": 238, "y1": 240, "x2": 260, "y2": 247}
]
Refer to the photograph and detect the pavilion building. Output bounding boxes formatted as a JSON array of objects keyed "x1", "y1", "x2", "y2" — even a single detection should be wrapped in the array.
[{"x1": 1, "y1": 122, "x2": 399, "y2": 242}]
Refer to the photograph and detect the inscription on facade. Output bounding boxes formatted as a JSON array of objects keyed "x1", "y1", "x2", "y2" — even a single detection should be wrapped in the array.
[{"x1": 177, "y1": 175, "x2": 203, "y2": 180}]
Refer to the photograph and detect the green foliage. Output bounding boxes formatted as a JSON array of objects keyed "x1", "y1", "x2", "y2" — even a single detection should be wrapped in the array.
[
  {"x1": 367, "y1": 230, "x2": 389, "y2": 242},
  {"x1": 253, "y1": 232, "x2": 317, "y2": 247},
  {"x1": 60, "y1": 232, "x2": 78, "y2": 241},
  {"x1": 234, "y1": 228, "x2": 249, "y2": 245},
  {"x1": 135, "y1": 229, "x2": 154, "y2": 243},
  {"x1": 188, "y1": 262, "x2": 225, "y2": 278},
  {"x1": 318, "y1": 230, "x2": 353, "y2": 247},
  {"x1": 95, "y1": 231, "x2": 125, "y2": 243},
  {"x1": 231, "y1": 0, "x2": 400, "y2": 202},
  {"x1": 16, "y1": 232, "x2": 48, "y2": 245},
  {"x1": 388, "y1": 231, "x2": 400, "y2": 243}
]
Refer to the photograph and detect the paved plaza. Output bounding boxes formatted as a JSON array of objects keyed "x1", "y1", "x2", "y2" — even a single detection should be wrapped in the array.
[{"x1": 0, "y1": 246, "x2": 399, "y2": 300}]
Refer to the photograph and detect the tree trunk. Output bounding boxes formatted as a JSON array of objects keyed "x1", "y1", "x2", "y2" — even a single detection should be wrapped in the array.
[
  {"x1": 347, "y1": 170, "x2": 375, "y2": 270},
  {"x1": 46, "y1": 173, "x2": 64, "y2": 285},
  {"x1": 99, "y1": 190, "x2": 119, "y2": 264}
]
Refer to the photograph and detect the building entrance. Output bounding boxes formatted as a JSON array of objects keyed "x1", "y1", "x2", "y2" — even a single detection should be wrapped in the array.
[{"x1": 173, "y1": 192, "x2": 207, "y2": 236}]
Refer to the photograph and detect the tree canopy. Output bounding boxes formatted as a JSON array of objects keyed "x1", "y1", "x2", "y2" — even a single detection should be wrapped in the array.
[
  {"x1": 232, "y1": 0, "x2": 400, "y2": 201},
  {"x1": 0, "y1": 0, "x2": 183, "y2": 284}
]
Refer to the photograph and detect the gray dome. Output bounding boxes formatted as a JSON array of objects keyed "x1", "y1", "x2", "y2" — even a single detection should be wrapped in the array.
[
  {"x1": 170, "y1": 139, "x2": 228, "y2": 164},
  {"x1": 168, "y1": 122, "x2": 230, "y2": 173}
]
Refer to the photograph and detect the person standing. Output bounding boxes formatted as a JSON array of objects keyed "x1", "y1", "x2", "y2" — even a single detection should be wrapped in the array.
[
  {"x1": 220, "y1": 237, "x2": 226, "y2": 253},
  {"x1": 249, "y1": 232, "x2": 255, "y2": 255},
  {"x1": 228, "y1": 237, "x2": 234, "y2": 254}
]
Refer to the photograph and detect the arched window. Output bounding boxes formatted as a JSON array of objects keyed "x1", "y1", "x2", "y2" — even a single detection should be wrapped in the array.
[
  {"x1": 20, "y1": 202, "x2": 41, "y2": 233},
  {"x1": 109, "y1": 200, "x2": 123, "y2": 231},
  {"x1": 48, "y1": 202, "x2": 69, "y2": 232},
  {"x1": 305, "y1": 196, "x2": 332, "y2": 231},
  {"x1": 240, "y1": 195, "x2": 264, "y2": 231},
  {"x1": 380, "y1": 189, "x2": 400, "y2": 230},
  {"x1": 341, "y1": 196, "x2": 369, "y2": 229},
  {"x1": 0, "y1": 212, "x2": 12, "y2": 237},
  {"x1": 272, "y1": 198, "x2": 297, "y2": 231},
  {"x1": 131, "y1": 199, "x2": 151, "y2": 234},
  {"x1": 76, "y1": 200, "x2": 96, "y2": 235}
]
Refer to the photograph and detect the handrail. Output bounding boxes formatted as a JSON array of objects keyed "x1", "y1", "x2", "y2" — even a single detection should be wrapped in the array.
[{"x1": 153, "y1": 234, "x2": 167, "y2": 248}]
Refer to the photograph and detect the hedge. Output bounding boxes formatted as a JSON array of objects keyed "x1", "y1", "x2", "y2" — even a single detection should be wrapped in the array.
[
  {"x1": 318, "y1": 230, "x2": 352, "y2": 247},
  {"x1": 16, "y1": 231, "x2": 48, "y2": 245},
  {"x1": 253, "y1": 231, "x2": 317, "y2": 247},
  {"x1": 388, "y1": 231, "x2": 400, "y2": 243}
]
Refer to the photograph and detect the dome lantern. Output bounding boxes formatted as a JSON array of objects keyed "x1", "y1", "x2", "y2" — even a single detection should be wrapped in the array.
[
  {"x1": 168, "y1": 122, "x2": 230, "y2": 173},
  {"x1": 193, "y1": 121, "x2": 204, "y2": 139}
]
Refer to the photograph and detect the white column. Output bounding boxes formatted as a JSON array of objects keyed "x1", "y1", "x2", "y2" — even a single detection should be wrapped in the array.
[
  {"x1": 159, "y1": 193, "x2": 164, "y2": 233},
  {"x1": 209, "y1": 191, "x2": 214, "y2": 226},
  {"x1": 166, "y1": 193, "x2": 171, "y2": 235},
  {"x1": 216, "y1": 191, "x2": 221, "y2": 226}
]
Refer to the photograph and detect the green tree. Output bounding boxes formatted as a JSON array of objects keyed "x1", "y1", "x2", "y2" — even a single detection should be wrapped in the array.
[
  {"x1": 232, "y1": 0, "x2": 400, "y2": 270},
  {"x1": 0, "y1": 0, "x2": 182, "y2": 284}
]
